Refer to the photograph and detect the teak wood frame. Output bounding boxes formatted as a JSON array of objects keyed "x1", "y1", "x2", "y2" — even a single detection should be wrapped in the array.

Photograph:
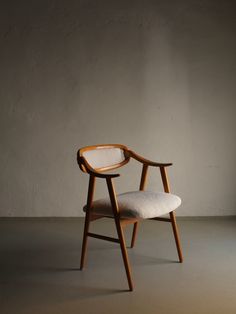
[{"x1": 77, "y1": 144, "x2": 183, "y2": 291}]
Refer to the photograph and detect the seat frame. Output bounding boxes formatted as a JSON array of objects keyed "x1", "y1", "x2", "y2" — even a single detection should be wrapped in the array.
[{"x1": 77, "y1": 144, "x2": 183, "y2": 291}]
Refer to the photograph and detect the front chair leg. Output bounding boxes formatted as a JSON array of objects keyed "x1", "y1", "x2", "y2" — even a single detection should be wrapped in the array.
[
  {"x1": 169, "y1": 211, "x2": 183, "y2": 263},
  {"x1": 106, "y1": 177, "x2": 134, "y2": 291},
  {"x1": 131, "y1": 222, "x2": 139, "y2": 248},
  {"x1": 115, "y1": 219, "x2": 134, "y2": 291}
]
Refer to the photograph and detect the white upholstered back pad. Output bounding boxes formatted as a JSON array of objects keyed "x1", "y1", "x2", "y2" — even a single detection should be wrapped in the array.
[{"x1": 82, "y1": 147, "x2": 125, "y2": 169}]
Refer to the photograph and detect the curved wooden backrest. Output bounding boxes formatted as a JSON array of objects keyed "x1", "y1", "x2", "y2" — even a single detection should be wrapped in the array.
[{"x1": 77, "y1": 144, "x2": 130, "y2": 173}]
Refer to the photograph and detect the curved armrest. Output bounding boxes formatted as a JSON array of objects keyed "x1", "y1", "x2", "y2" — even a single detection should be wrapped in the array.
[
  {"x1": 77, "y1": 156, "x2": 120, "y2": 179},
  {"x1": 89, "y1": 169, "x2": 120, "y2": 179},
  {"x1": 126, "y1": 150, "x2": 172, "y2": 167}
]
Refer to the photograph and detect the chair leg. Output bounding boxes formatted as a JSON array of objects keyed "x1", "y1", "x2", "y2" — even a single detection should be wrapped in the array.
[
  {"x1": 115, "y1": 218, "x2": 134, "y2": 291},
  {"x1": 169, "y1": 211, "x2": 183, "y2": 263},
  {"x1": 80, "y1": 211, "x2": 91, "y2": 270},
  {"x1": 130, "y1": 222, "x2": 139, "y2": 248},
  {"x1": 106, "y1": 177, "x2": 133, "y2": 290}
]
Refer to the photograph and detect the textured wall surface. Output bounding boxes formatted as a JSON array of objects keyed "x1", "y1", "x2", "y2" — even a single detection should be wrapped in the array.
[{"x1": 0, "y1": 0, "x2": 236, "y2": 216}]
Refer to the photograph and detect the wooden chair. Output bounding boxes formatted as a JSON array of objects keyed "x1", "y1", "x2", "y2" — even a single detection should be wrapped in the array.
[{"x1": 77, "y1": 144, "x2": 183, "y2": 291}]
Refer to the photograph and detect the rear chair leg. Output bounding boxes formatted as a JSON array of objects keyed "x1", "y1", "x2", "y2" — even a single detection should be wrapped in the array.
[
  {"x1": 131, "y1": 222, "x2": 139, "y2": 248},
  {"x1": 80, "y1": 210, "x2": 91, "y2": 270},
  {"x1": 80, "y1": 175, "x2": 95, "y2": 270}
]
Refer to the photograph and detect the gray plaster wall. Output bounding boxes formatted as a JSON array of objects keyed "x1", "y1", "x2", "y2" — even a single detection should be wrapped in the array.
[{"x1": 0, "y1": 0, "x2": 235, "y2": 217}]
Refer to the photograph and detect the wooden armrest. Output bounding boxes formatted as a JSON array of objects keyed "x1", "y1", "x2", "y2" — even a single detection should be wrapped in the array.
[
  {"x1": 126, "y1": 150, "x2": 172, "y2": 167},
  {"x1": 89, "y1": 170, "x2": 120, "y2": 179},
  {"x1": 77, "y1": 156, "x2": 120, "y2": 179}
]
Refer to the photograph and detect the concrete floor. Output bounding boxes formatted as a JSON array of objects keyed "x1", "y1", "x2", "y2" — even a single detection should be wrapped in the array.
[{"x1": 0, "y1": 217, "x2": 236, "y2": 314}]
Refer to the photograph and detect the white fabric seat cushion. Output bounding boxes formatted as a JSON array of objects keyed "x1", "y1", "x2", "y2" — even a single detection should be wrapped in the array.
[{"x1": 84, "y1": 191, "x2": 181, "y2": 219}]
